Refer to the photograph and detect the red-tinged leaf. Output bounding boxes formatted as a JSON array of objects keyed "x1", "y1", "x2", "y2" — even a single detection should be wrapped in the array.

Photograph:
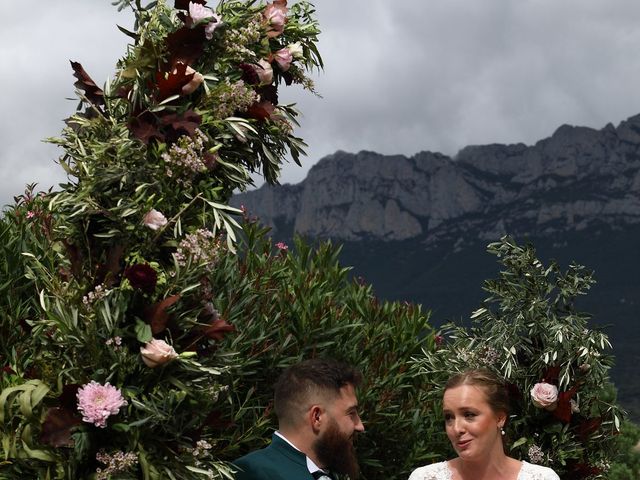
[
  {"x1": 160, "y1": 110, "x2": 202, "y2": 139},
  {"x1": 145, "y1": 294, "x2": 181, "y2": 334},
  {"x1": 1, "y1": 366, "x2": 15, "y2": 376},
  {"x1": 175, "y1": 0, "x2": 206, "y2": 9},
  {"x1": 203, "y1": 317, "x2": 235, "y2": 341},
  {"x1": 128, "y1": 112, "x2": 165, "y2": 145},
  {"x1": 552, "y1": 386, "x2": 577, "y2": 423},
  {"x1": 39, "y1": 407, "x2": 82, "y2": 447},
  {"x1": 576, "y1": 416, "x2": 602, "y2": 441},
  {"x1": 70, "y1": 61, "x2": 104, "y2": 106},
  {"x1": 246, "y1": 100, "x2": 276, "y2": 121},
  {"x1": 165, "y1": 26, "x2": 206, "y2": 66},
  {"x1": 155, "y1": 62, "x2": 195, "y2": 101}
]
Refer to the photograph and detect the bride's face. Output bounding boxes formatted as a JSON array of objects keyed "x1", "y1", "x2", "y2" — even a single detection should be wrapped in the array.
[{"x1": 443, "y1": 385, "x2": 505, "y2": 461}]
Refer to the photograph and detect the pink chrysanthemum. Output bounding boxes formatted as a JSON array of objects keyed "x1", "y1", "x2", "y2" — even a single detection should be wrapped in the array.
[{"x1": 77, "y1": 381, "x2": 127, "y2": 428}]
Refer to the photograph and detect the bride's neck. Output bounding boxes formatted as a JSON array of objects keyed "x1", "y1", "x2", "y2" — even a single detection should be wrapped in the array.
[{"x1": 456, "y1": 453, "x2": 514, "y2": 480}]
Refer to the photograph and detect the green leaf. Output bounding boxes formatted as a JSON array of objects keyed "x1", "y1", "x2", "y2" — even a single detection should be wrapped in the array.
[{"x1": 135, "y1": 319, "x2": 153, "y2": 343}]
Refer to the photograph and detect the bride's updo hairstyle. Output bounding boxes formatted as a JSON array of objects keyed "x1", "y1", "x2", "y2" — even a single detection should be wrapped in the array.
[{"x1": 444, "y1": 369, "x2": 511, "y2": 426}]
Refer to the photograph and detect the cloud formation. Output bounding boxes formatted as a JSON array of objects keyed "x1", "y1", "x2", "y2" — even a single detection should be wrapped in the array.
[{"x1": 2, "y1": 0, "x2": 640, "y2": 204}]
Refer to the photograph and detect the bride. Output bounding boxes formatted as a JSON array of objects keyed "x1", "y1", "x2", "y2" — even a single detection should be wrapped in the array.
[{"x1": 409, "y1": 369, "x2": 559, "y2": 480}]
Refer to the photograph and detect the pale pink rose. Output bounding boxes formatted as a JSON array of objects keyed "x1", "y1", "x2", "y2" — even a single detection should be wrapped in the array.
[
  {"x1": 273, "y1": 48, "x2": 293, "y2": 71},
  {"x1": 76, "y1": 381, "x2": 127, "y2": 428},
  {"x1": 256, "y1": 59, "x2": 273, "y2": 85},
  {"x1": 287, "y1": 42, "x2": 304, "y2": 60},
  {"x1": 143, "y1": 209, "x2": 168, "y2": 230},
  {"x1": 263, "y1": 0, "x2": 287, "y2": 37},
  {"x1": 275, "y1": 241, "x2": 288, "y2": 251},
  {"x1": 188, "y1": 1, "x2": 221, "y2": 40},
  {"x1": 530, "y1": 382, "x2": 559, "y2": 410},
  {"x1": 140, "y1": 339, "x2": 179, "y2": 368},
  {"x1": 181, "y1": 65, "x2": 205, "y2": 95}
]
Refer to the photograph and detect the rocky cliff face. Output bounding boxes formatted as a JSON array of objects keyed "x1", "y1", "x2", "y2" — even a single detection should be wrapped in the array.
[{"x1": 233, "y1": 114, "x2": 640, "y2": 246}]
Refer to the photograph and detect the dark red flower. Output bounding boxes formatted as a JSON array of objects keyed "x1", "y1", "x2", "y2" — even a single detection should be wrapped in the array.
[
  {"x1": 239, "y1": 63, "x2": 260, "y2": 85},
  {"x1": 124, "y1": 263, "x2": 158, "y2": 293},
  {"x1": 552, "y1": 385, "x2": 578, "y2": 423}
]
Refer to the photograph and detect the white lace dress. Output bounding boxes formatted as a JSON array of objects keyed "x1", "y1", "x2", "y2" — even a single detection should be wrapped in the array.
[{"x1": 408, "y1": 461, "x2": 560, "y2": 480}]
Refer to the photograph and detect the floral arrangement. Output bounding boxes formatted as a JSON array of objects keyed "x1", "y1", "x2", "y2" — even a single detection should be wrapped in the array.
[
  {"x1": 0, "y1": 0, "x2": 321, "y2": 478},
  {"x1": 415, "y1": 237, "x2": 625, "y2": 479}
]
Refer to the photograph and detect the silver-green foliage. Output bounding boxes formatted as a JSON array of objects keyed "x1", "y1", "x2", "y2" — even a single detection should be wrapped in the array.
[{"x1": 415, "y1": 237, "x2": 624, "y2": 479}]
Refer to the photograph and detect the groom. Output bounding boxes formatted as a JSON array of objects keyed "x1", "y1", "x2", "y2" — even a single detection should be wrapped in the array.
[{"x1": 233, "y1": 358, "x2": 365, "y2": 480}]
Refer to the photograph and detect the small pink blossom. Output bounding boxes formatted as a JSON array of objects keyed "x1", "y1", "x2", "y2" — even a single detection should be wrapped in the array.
[
  {"x1": 26, "y1": 210, "x2": 36, "y2": 219},
  {"x1": 256, "y1": 59, "x2": 273, "y2": 85},
  {"x1": 263, "y1": 0, "x2": 287, "y2": 37},
  {"x1": 273, "y1": 48, "x2": 293, "y2": 71},
  {"x1": 140, "y1": 339, "x2": 179, "y2": 368},
  {"x1": 275, "y1": 241, "x2": 288, "y2": 251},
  {"x1": 530, "y1": 382, "x2": 558, "y2": 410},
  {"x1": 188, "y1": 2, "x2": 221, "y2": 40},
  {"x1": 77, "y1": 381, "x2": 127, "y2": 428},
  {"x1": 143, "y1": 209, "x2": 168, "y2": 231}
]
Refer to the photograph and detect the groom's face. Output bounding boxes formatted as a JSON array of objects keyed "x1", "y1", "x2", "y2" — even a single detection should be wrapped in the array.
[{"x1": 313, "y1": 383, "x2": 364, "y2": 478}]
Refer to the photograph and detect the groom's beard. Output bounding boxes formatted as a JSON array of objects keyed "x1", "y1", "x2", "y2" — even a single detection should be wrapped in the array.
[{"x1": 312, "y1": 418, "x2": 360, "y2": 479}]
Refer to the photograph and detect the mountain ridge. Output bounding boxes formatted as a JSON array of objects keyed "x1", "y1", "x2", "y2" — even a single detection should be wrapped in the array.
[{"x1": 233, "y1": 114, "x2": 640, "y2": 247}]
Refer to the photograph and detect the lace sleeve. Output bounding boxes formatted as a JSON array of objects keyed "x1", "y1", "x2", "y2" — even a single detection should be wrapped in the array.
[
  {"x1": 408, "y1": 462, "x2": 451, "y2": 480},
  {"x1": 518, "y1": 461, "x2": 560, "y2": 480}
]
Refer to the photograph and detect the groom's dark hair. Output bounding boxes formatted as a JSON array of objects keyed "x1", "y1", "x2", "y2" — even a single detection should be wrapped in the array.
[{"x1": 274, "y1": 358, "x2": 362, "y2": 427}]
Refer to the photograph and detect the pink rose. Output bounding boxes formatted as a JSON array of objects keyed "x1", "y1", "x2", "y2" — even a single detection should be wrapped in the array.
[
  {"x1": 530, "y1": 382, "x2": 558, "y2": 410},
  {"x1": 181, "y1": 65, "x2": 204, "y2": 95},
  {"x1": 140, "y1": 339, "x2": 179, "y2": 368},
  {"x1": 263, "y1": 0, "x2": 287, "y2": 37},
  {"x1": 143, "y1": 209, "x2": 168, "y2": 231},
  {"x1": 256, "y1": 59, "x2": 273, "y2": 85},
  {"x1": 188, "y1": 1, "x2": 221, "y2": 40},
  {"x1": 273, "y1": 48, "x2": 293, "y2": 71}
]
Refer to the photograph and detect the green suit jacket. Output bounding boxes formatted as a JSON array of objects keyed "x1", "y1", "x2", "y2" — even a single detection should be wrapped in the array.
[{"x1": 233, "y1": 433, "x2": 315, "y2": 480}]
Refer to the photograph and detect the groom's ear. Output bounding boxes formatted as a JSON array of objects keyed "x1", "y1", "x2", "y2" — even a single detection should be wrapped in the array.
[{"x1": 308, "y1": 404, "x2": 323, "y2": 432}]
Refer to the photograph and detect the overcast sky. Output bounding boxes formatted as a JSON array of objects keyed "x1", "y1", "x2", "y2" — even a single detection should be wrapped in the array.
[{"x1": 2, "y1": 0, "x2": 640, "y2": 207}]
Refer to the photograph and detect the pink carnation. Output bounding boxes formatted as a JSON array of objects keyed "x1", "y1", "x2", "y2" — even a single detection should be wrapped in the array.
[{"x1": 77, "y1": 381, "x2": 127, "y2": 428}]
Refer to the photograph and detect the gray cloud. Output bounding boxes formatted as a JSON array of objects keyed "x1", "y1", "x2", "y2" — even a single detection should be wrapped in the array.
[{"x1": 3, "y1": 0, "x2": 640, "y2": 202}]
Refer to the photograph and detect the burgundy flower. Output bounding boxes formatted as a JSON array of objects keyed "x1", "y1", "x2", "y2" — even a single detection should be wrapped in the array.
[
  {"x1": 239, "y1": 63, "x2": 260, "y2": 85},
  {"x1": 124, "y1": 263, "x2": 158, "y2": 293}
]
